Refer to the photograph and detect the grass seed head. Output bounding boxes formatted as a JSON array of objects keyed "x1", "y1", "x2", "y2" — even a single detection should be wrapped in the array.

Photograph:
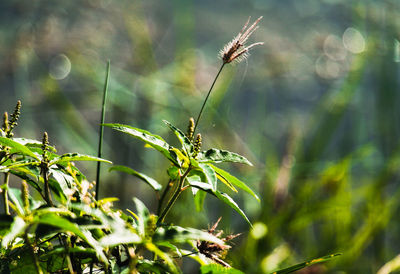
[{"x1": 219, "y1": 16, "x2": 264, "y2": 64}]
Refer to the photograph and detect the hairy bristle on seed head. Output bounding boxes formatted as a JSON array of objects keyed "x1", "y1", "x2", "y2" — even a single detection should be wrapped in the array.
[{"x1": 219, "y1": 16, "x2": 264, "y2": 64}]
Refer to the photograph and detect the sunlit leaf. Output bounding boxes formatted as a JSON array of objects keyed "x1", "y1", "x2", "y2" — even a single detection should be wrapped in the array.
[
  {"x1": 163, "y1": 120, "x2": 194, "y2": 156},
  {"x1": 133, "y1": 197, "x2": 150, "y2": 238},
  {"x1": 201, "y1": 264, "x2": 244, "y2": 274},
  {"x1": 0, "y1": 137, "x2": 39, "y2": 160},
  {"x1": 35, "y1": 213, "x2": 108, "y2": 262},
  {"x1": 103, "y1": 123, "x2": 178, "y2": 165},
  {"x1": 198, "y1": 163, "x2": 217, "y2": 191},
  {"x1": 211, "y1": 165, "x2": 260, "y2": 202},
  {"x1": 49, "y1": 153, "x2": 112, "y2": 166},
  {"x1": 99, "y1": 229, "x2": 141, "y2": 247},
  {"x1": 197, "y1": 148, "x2": 252, "y2": 166},
  {"x1": 189, "y1": 182, "x2": 251, "y2": 226},
  {"x1": 13, "y1": 138, "x2": 57, "y2": 153},
  {"x1": 2, "y1": 216, "x2": 27, "y2": 248},
  {"x1": 110, "y1": 165, "x2": 162, "y2": 190},
  {"x1": 8, "y1": 188, "x2": 25, "y2": 216},
  {"x1": 153, "y1": 225, "x2": 224, "y2": 246},
  {"x1": 272, "y1": 253, "x2": 341, "y2": 274}
]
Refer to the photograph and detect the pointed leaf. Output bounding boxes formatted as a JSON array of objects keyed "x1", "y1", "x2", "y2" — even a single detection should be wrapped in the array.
[
  {"x1": 211, "y1": 165, "x2": 260, "y2": 202},
  {"x1": 197, "y1": 148, "x2": 252, "y2": 166},
  {"x1": 214, "y1": 192, "x2": 251, "y2": 226},
  {"x1": 13, "y1": 138, "x2": 57, "y2": 152},
  {"x1": 2, "y1": 216, "x2": 27, "y2": 248},
  {"x1": 272, "y1": 253, "x2": 341, "y2": 274},
  {"x1": 8, "y1": 188, "x2": 25, "y2": 216},
  {"x1": 201, "y1": 264, "x2": 244, "y2": 274},
  {"x1": 189, "y1": 182, "x2": 251, "y2": 226},
  {"x1": 35, "y1": 213, "x2": 108, "y2": 262},
  {"x1": 0, "y1": 137, "x2": 39, "y2": 160},
  {"x1": 103, "y1": 123, "x2": 178, "y2": 165},
  {"x1": 153, "y1": 225, "x2": 224, "y2": 245},
  {"x1": 133, "y1": 197, "x2": 150, "y2": 238},
  {"x1": 110, "y1": 165, "x2": 162, "y2": 191},
  {"x1": 198, "y1": 163, "x2": 217, "y2": 191},
  {"x1": 163, "y1": 120, "x2": 194, "y2": 156},
  {"x1": 49, "y1": 153, "x2": 112, "y2": 166}
]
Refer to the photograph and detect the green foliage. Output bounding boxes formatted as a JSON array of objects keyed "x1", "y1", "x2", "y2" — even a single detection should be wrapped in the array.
[{"x1": 0, "y1": 16, "x2": 341, "y2": 271}]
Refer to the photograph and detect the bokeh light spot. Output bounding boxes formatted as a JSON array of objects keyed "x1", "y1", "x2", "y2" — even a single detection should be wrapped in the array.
[
  {"x1": 324, "y1": 35, "x2": 347, "y2": 61},
  {"x1": 250, "y1": 222, "x2": 268, "y2": 240},
  {"x1": 342, "y1": 27, "x2": 365, "y2": 54},
  {"x1": 49, "y1": 54, "x2": 71, "y2": 80},
  {"x1": 315, "y1": 55, "x2": 341, "y2": 79}
]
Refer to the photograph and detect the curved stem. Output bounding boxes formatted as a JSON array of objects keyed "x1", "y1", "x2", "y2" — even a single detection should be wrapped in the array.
[
  {"x1": 193, "y1": 63, "x2": 226, "y2": 135},
  {"x1": 3, "y1": 173, "x2": 9, "y2": 215},
  {"x1": 157, "y1": 167, "x2": 192, "y2": 225}
]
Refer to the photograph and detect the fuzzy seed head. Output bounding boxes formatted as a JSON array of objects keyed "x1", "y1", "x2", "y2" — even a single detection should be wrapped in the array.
[
  {"x1": 219, "y1": 16, "x2": 264, "y2": 64},
  {"x1": 193, "y1": 133, "x2": 202, "y2": 158},
  {"x1": 21, "y1": 180, "x2": 30, "y2": 214},
  {"x1": 42, "y1": 132, "x2": 49, "y2": 162},
  {"x1": 2, "y1": 112, "x2": 9, "y2": 133},
  {"x1": 187, "y1": 117, "x2": 195, "y2": 140}
]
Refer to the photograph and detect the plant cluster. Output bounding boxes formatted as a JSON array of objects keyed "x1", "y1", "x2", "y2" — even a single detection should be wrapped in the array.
[{"x1": 0, "y1": 17, "x2": 338, "y2": 273}]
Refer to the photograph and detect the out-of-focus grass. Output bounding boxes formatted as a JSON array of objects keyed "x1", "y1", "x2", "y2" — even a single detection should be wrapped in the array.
[{"x1": 1, "y1": 0, "x2": 400, "y2": 273}]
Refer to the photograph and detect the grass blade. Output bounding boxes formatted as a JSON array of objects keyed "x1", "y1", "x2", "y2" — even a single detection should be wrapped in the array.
[{"x1": 96, "y1": 60, "x2": 110, "y2": 200}]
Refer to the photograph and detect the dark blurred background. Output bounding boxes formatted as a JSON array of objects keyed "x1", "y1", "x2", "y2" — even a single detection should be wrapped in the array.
[{"x1": 1, "y1": 0, "x2": 400, "y2": 273}]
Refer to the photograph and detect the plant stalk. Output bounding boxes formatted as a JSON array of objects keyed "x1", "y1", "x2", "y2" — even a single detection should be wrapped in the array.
[
  {"x1": 193, "y1": 63, "x2": 225, "y2": 135},
  {"x1": 95, "y1": 60, "x2": 111, "y2": 201},
  {"x1": 157, "y1": 179, "x2": 173, "y2": 216},
  {"x1": 42, "y1": 167, "x2": 53, "y2": 206},
  {"x1": 157, "y1": 167, "x2": 192, "y2": 225},
  {"x1": 3, "y1": 173, "x2": 9, "y2": 215}
]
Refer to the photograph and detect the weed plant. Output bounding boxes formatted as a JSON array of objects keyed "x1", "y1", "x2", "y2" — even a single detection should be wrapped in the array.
[{"x1": 0, "y1": 17, "x2": 339, "y2": 273}]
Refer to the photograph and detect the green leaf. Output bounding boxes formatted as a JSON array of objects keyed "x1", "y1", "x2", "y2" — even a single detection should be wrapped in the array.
[
  {"x1": 110, "y1": 165, "x2": 161, "y2": 191},
  {"x1": 49, "y1": 153, "x2": 112, "y2": 166},
  {"x1": 163, "y1": 120, "x2": 194, "y2": 156},
  {"x1": 133, "y1": 197, "x2": 150, "y2": 238},
  {"x1": 201, "y1": 264, "x2": 244, "y2": 274},
  {"x1": 198, "y1": 163, "x2": 217, "y2": 191},
  {"x1": 35, "y1": 213, "x2": 108, "y2": 262},
  {"x1": 189, "y1": 182, "x2": 251, "y2": 226},
  {"x1": 36, "y1": 214, "x2": 86, "y2": 240},
  {"x1": 2, "y1": 216, "x2": 27, "y2": 248},
  {"x1": 210, "y1": 165, "x2": 260, "y2": 202},
  {"x1": 13, "y1": 138, "x2": 57, "y2": 153},
  {"x1": 103, "y1": 123, "x2": 178, "y2": 165},
  {"x1": 214, "y1": 192, "x2": 251, "y2": 226},
  {"x1": 167, "y1": 166, "x2": 180, "y2": 181},
  {"x1": 272, "y1": 253, "x2": 341, "y2": 274},
  {"x1": 153, "y1": 225, "x2": 225, "y2": 246},
  {"x1": 194, "y1": 190, "x2": 207, "y2": 212},
  {"x1": 197, "y1": 148, "x2": 252, "y2": 166},
  {"x1": 99, "y1": 229, "x2": 141, "y2": 247},
  {"x1": 8, "y1": 188, "x2": 25, "y2": 216},
  {"x1": 0, "y1": 137, "x2": 39, "y2": 160}
]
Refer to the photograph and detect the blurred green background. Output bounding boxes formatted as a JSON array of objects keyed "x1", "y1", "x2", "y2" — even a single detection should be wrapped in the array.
[{"x1": 1, "y1": 0, "x2": 400, "y2": 273}]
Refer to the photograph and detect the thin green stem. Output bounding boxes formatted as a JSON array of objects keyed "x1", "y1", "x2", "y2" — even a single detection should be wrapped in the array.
[
  {"x1": 157, "y1": 167, "x2": 192, "y2": 225},
  {"x1": 193, "y1": 63, "x2": 225, "y2": 135},
  {"x1": 157, "y1": 179, "x2": 173, "y2": 216},
  {"x1": 96, "y1": 60, "x2": 111, "y2": 201},
  {"x1": 3, "y1": 173, "x2": 9, "y2": 215},
  {"x1": 42, "y1": 166, "x2": 53, "y2": 206}
]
